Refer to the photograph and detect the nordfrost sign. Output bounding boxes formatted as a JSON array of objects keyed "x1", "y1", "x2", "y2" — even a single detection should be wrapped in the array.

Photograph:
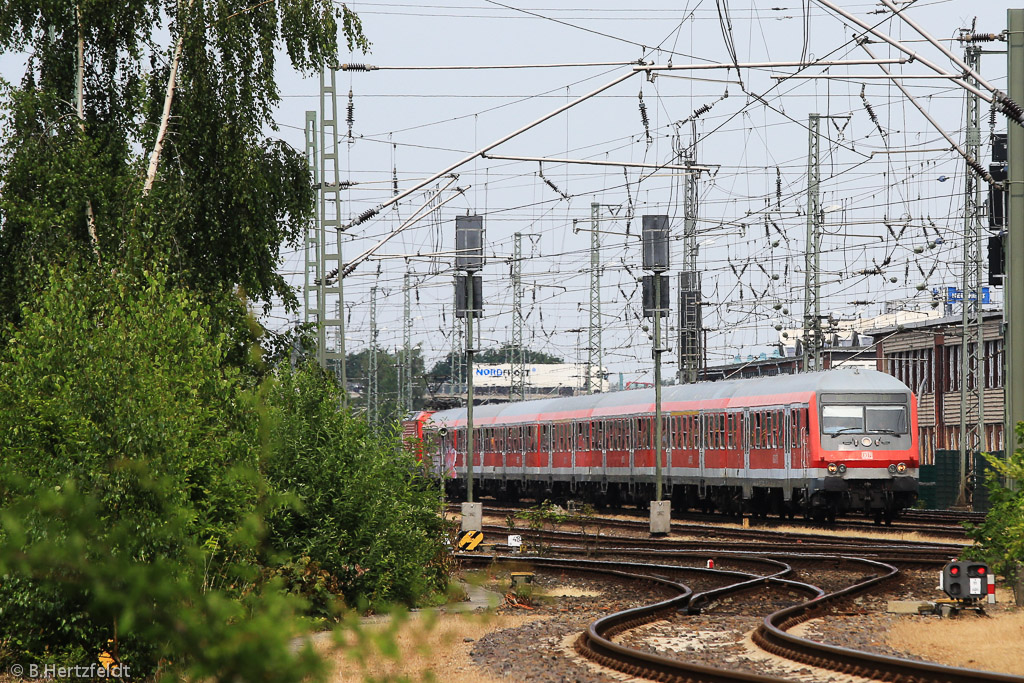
[{"x1": 469, "y1": 363, "x2": 608, "y2": 392}]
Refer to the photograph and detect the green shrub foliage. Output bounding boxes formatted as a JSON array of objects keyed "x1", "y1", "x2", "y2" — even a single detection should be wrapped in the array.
[
  {"x1": 964, "y1": 423, "x2": 1024, "y2": 577},
  {"x1": 0, "y1": 265, "x2": 450, "y2": 677},
  {"x1": 263, "y1": 363, "x2": 448, "y2": 609}
]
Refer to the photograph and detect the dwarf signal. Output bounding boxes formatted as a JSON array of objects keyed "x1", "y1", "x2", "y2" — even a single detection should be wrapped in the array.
[{"x1": 940, "y1": 561, "x2": 994, "y2": 603}]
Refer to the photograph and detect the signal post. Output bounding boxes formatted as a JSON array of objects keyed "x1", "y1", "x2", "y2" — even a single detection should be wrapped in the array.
[
  {"x1": 643, "y1": 215, "x2": 671, "y2": 536},
  {"x1": 456, "y1": 215, "x2": 484, "y2": 532}
]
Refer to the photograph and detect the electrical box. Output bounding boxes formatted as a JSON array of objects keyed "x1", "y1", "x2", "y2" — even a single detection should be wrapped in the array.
[
  {"x1": 940, "y1": 561, "x2": 990, "y2": 600},
  {"x1": 642, "y1": 274, "x2": 670, "y2": 317},
  {"x1": 455, "y1": 215, "x2": 484, "y2": 272},
  {"x1": 993, "y1": 132, "x2": 1007, "y2": 163},
  {"x1": 989, "y1": 232, "x2": 1005, "y2": 286},
  {"x1": 642, "y1": 215, "x2": 670, "y2": 271},
  {"x1": 455, "y1": 275, "x2": 483, "y2": 318},
  {"x1": 990, "y1": 133, "x2": 1008, "y2": 229}
]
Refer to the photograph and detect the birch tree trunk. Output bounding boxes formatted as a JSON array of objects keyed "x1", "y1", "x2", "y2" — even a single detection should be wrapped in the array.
[
  {"x1": 77, "y1": 3, "x2": 100, "y2": 259},
  {"x1": 143, "y1": 0, "x2": 193, "y2": 196}
]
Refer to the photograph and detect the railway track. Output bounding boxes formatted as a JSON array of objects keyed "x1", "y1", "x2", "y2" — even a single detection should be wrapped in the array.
[
  {"x1": 470, "y1": 504, "x2": 969, "y2": 555},
  {"x1": 480, "y1": 525, "x2": 961, "y2": 568},
  {"x1": 459, "y1": 551, "x2": 1022, "y2": 683},
  {"x1": 452, "y1": 501, "x2": 975, "y2": 540}
]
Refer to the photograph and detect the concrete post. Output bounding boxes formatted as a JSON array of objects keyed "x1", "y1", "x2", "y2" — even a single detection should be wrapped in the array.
[
  {"x1": 460, "y1": 502, "x2": 482, "y2": 533},
  {"x1": 649, "y1": 499, "x2": 671, "y2": 536}
]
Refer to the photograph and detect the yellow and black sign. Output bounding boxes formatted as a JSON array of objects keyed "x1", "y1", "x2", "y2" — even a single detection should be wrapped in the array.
[{"x1": 457, "y1": 529, "x2": 484, "y2": 551}]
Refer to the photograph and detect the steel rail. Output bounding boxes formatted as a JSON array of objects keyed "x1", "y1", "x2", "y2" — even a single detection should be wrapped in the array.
[
  {"x1": 487, "y1": 525, "x2": 965, "y2": 556},
  {"x1": 460, "y1": 552, "x2": 1017, "y2": 682},
  {"x1": 753, "y1": 557, "x2": 1024, "y2": 683}
]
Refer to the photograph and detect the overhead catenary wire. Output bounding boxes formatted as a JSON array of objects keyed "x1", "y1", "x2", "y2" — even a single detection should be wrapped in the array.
[{"x1": 282, "y1": 4, "x2": 1000, "y2": 377}]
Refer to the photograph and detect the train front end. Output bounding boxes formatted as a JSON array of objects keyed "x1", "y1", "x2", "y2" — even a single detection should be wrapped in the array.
[{"x1": 807, "y1": 373, "x2": 919, "y2": 523}]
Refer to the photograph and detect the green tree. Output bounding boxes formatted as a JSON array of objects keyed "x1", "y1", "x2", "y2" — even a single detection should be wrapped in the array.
[
  {"x1": 0, "y1": 263, "x2": 311, "y2": 677},
  {"x1": 263, "y1": 362, "x2": 448, "y2": 609},
  {"x1": 964, "y1": 424, "x2": 1024, "y2": 579},
  {"x1": 346, "y1": 345, "x2": 428, "y2": 422},
  {"x1": 0, "y1": 0, "x2": 369, "y2": 327}
]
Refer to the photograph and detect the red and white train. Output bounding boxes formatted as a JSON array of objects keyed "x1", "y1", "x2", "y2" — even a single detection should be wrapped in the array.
[{"x1": 403, "y1": 368, "x2": 919, "y2": 523}]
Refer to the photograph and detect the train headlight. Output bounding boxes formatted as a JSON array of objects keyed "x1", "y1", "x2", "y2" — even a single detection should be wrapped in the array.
[
  {"x1": 837, "y1": 463, "x2": 847, "y2": 474},
  {"x1": 887, "y1": 464, "x2": 897, "y2": 474},
  {"x1": 827, "y1": 462, "x2": 838, "y2": 474},
  {"x1": 860, "y1": 436, "x2": 873, "y2": 447},
  {"x1": 896, "y1": 462, "x2": 907, "y2": 474}
]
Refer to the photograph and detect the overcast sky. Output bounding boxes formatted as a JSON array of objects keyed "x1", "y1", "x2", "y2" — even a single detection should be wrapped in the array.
[
  {"x1": 264, "y1": 1, "x2": 1016, "y2": 385},
  {"x1": 4, "y1": 1, "x2": 1018, "y2": 385}
]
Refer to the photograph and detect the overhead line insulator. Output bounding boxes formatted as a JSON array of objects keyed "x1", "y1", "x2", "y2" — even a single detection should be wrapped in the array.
[
  {"x1": 638, "y1": 90, "x2": 652, "y2": 144},
  {"x1": 341, "y1": 63, "x2": 378, "y2": 71},
  {"x1": 346, "y1": 207, "x2": 380, "y2": 231}
]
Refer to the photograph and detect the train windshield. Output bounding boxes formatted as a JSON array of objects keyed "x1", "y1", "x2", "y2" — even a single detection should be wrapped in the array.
[
  {"x1": 865, "y1": 405, "x2": 907, "y2": 434},
  {"x1": 822, "y1": 404, "x2": 908, "y2": 435},
  {"x1": 821, "y1": 406, "x2": 863, "y2": 434}
]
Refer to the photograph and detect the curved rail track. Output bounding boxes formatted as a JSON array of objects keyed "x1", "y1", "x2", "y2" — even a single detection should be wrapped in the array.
[{"x1": 458, "y1": 543, "x2": 1019, "y2": 683}]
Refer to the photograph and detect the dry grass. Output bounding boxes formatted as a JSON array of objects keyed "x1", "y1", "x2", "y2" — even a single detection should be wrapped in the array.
[
  {"x1": 887, "y1": 609, "x2": 1024, "y2": 675},
  {"x1": 320, "y1": 611, "x2": 548, "y2": 683}
]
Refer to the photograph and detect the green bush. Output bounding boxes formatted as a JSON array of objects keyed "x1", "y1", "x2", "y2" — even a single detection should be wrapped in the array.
[
  {"x1": 964, "y1": 423, "x2": 1024, "y2": 577},
  {"x1": 0, "y1": 483, "x2": 323, "y2": 682},
  {"x1": 0, "y1": 265, "x2": 314, "y2": 678},
  {"x1": 0, "y1": 264, "x2": 454, "y2": 677},
  {"x1": 263, "y1": 363, "x2": 448, "y2": 610}
]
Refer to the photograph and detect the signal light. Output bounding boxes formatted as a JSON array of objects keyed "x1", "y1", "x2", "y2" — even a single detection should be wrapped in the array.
[{"x1": 941, "y1": 561, "x2": 991, "y2": 601}]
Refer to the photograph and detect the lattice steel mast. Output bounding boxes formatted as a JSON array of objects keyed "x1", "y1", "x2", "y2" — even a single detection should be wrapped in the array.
[
  {"x1": 369, "y1": 285, "x2": 378, "y2": 426},
  {"x1": 319, "y1": 69, "x2": 346, "y2": 397},
  {"x1": 303, "y1": 111, "x2": 320, "y2": 339},
  {"x1": 511, "y1": 233, "x2": 526, "y2": 400},
  {"x1": 959, "y1": 44, "x2": 986, "y2": 505},
  {"x1": 586, "y1": 204, "x2": 603, "y2": 394},
  {"x1": 678, "y1": 138, "x2": 702, "y2": 384},
  {"x1": 402, "y1": 271, "x2": 413, "y2": 414},
  {"x1": 802, "y1": 113, "x2": 822, "y2": 372}
]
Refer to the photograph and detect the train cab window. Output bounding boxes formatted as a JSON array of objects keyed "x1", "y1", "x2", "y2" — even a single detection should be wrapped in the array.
[
  {"x1": 822, "y1": 404, "x2": 909, "y2": 436},
  {"x1": 866, "y1": 406, "x2": 908, "y2": 434},
  {"x1": 821, "y1": 406, "x2": 864, "y2": 434}
]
